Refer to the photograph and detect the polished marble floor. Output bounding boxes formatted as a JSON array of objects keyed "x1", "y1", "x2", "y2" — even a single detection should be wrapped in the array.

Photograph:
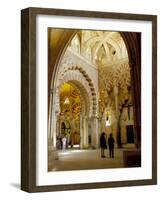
[{"x1": 48, "y1": 148, "x2": 132, "y2": 171}]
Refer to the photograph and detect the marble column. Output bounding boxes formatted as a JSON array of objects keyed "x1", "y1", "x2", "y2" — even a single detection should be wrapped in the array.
[
  {"x1": 80, "y1": 114, "x2": 83, "y2": 149},
  {"x1": 49, "y1": 89, "x2": 60, "y2": 160},
  {"x1": 114, "y1": 85, "x2": 119, "y2": 117},
  {"x1": 51, "y1": 112, "x2": 57, "y2": 149},
  {"x1": 98, "y1": 116, "x2": 102, "y2": 137},
  {"x1": 48, "y1": 91, "x2": 53, "y2": 139},
  {"x1": 101, "y1": 110, "x2": 106, "y2": 133},
  {"x1": 49, "y1": 109, "x2": 59, "y2": 160},
  {"x1": 82, "y1": 116, "x2": 88, "y2": 148},
  {"x1": 59, "y1": 117, "x2": 62, "y2": 137},
  {"x1": 113, "y1": 85, "x2": 121, "y2": 147},
  {"x1": 91, "y1": 116, "x2": 99, "y2": 148}
]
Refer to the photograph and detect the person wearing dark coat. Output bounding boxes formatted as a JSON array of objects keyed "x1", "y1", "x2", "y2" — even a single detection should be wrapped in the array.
[
  {"x1": 108, "y1": 133, "x2": 115, "y2": 158},
  {"x1": 100, "y1": 132, "x2": 107, "y2": 158}
]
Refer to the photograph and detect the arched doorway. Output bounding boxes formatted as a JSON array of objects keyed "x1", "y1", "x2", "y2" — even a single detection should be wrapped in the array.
[{"x1": 58, "y1": 81, "x2": 90, "y2": 149}]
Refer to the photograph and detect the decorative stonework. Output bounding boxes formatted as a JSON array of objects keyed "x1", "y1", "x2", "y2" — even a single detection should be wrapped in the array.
[
  {"x1": 57, "y1": 51, "x2": 99, "y2": 116},
  {"x1": 98, "y1": 62, "x2": 131, "y2": 113},
  {"x1": 48, "y1": 29, "x2": 137, "y2": 151},
  {"x1": 57, "y1": 70, "x2": 97, "y2": 116}
]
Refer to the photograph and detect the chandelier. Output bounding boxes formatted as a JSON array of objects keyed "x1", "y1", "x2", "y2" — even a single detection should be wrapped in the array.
[{"x1": 64, "y1": 97, "x2": 70, "y2": 104}]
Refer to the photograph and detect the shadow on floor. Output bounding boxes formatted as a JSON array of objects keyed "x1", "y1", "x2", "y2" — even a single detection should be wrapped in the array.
[{"x1": 10, "y1": 183, "x2": 20, "y2": 189}]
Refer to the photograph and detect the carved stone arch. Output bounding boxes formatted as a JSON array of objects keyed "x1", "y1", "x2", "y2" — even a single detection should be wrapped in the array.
[
  {"x1": 59, "y1": 53, "x2": 97, "y2": 87},
  {"x1": 57, "y1": 70, "x2": 94, "y2": 116},
  {"x1": 59, "y1": 65, "x2": 98, "y2": 115}
]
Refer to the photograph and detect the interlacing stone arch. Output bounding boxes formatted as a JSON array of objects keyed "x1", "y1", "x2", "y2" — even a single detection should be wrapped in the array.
[
  {"x1": 57, "y1": 66, "x2": 98, "y2": 116},
  {"x1": 59, "y1": 80, "x2": 89, "y2": 117}
]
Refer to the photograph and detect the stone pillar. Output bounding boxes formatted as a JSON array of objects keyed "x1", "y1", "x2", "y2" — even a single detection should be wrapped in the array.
[
  {"x1": 80, "y1": 114, "x2": 83, "y2": 149},
  {"x1": 113, "y1": 85, "x2": 121, "y2": 147},
  {"x1": 101, "y1": 110, "x2": 106, "y2": 133},
  {"x1": 56, "y1": 116, "x2": 60, "y2": 137},
  {"x1": 49, "y1": 89, "x2": 60, "y2": 160},
  {"x1": 98, "y1": 116, "x2": 102, "y2": 137},
  {"x1": 48, "y1": 92, "x2": 53, "y2": 150},
  {"x1": 48, "y1": 91, "x2": 53, "y2": 139},
  {"x1": 83, "y1": 116, "x2": 88, "y2": 148},
  {"x1": 49, "y1": 109, "x2": 59, "y2": 160},
  {"x1": 59, "y1": 117, "x2": 62, "y2": 137},
  {"x1": 51, "y1": 112, "x2": 57, "y2": 149},
  {"x1": 79, "y1": 114, "x2": 89, "y2": 149},
  {"x1": 114, "y1": 85, "x2": 119, "y2": 116},
  {"x1": 91, "y1": 116, "x2": 99, "y2": 148}
]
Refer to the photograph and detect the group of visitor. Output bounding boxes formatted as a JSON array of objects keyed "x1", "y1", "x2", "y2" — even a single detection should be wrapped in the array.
[
  {"x1": 100, "y1": 132, "x2": 115, "y2": 158},
  {"x1": 57, "y1": 132, "x2": 115, "y2": 159},
  {"x1": 56, "y1": 135, "x2": 67, "y2": 150}
]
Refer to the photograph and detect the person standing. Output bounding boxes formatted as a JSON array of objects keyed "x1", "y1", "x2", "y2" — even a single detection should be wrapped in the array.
[
  {"x1": 108, "y1": 133, "x2": 115, "y2": 158},
  {"x1": 62, "y1": 135, "x2": 67, "y2": 150},
  {"x1": 100, "y1": 132, "x2": 107, "y2": 158}
]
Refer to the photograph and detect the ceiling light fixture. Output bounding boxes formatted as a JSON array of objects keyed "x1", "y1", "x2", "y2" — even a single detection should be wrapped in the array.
[{"x1": 64, "y1": 97, "x2": 70, "y2": 104}]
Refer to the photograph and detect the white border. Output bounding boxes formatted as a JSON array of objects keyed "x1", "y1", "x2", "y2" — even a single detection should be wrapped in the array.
[{"x1": 36, "y1": 15, "x2": 152, "y2": 186}]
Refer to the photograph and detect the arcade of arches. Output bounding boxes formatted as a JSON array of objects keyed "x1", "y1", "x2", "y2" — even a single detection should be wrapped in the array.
[{"x1": 48, "y1": 29, "x2": 141, "y2": 170}]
